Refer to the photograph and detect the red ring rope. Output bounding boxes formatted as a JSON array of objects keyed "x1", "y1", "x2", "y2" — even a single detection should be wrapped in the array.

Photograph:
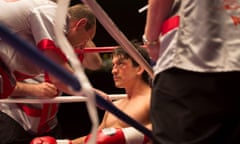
[{"x1": 76, "y1": 45, "x2": 146, "y2": 53}]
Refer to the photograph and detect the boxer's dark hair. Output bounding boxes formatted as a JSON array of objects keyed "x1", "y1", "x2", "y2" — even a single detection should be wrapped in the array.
[{"x1": 112, "y1": 40, "x2": 152, "y2": 86}]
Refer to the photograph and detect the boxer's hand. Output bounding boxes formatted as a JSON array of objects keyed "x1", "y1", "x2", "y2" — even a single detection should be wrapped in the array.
[
  {"x1": 30, "y1": 136, "x2": 56, "y2": 144},
  {"x1": 84, "y1": 128, "x2": 125, "y2": 144},
  {"x1": 84, "y1": 127, "x2": 149, "y2": 144}
]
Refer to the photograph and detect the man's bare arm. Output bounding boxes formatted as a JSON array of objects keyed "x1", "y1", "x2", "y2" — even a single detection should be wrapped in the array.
[{"x1": 11, "y1": 81, "x2": 58, "y2": 98}]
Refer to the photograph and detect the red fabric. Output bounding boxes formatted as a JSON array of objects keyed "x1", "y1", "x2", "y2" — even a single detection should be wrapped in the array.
[
  {"x1": 38, "y1": 104, "x2": 50, "y2": 134},
  {"x1": 44, "y1": 72, "x2": 51, "y2": 83},
  {"x1": 160, "y1": 15, "x2": 179, "y2": 35},
  {"x1": 14, "y1": 71, "x2": 35, "y2": 81},
  {"x1": 17, "y1": 104, "x2": 42, "y2": 117},
  {"x1": 36, "y1": 72, "x2": 59, "y2": 134},
  {"x1": 143, "y1": 135, "x2": 149, "y2": 144},
  {"x1": 37, "y1": 39, "x2": 68, "y2": 62},
  {"x1": 0, "y1": 66, "x2": 16, "y2": 98},
  {"x1": 16, "y1": 72, "x2": 59, "y2": 134},
  {"x1": 74, "y1": 49, "x2": 84, "y2": 62}
]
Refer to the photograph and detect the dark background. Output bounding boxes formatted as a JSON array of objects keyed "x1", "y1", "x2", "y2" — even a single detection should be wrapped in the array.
[{"x1": 57, "y1": 0, "x2": 148, "y2": 139}]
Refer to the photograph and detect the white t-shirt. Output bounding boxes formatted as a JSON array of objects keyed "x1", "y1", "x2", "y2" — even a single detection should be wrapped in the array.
[
  {"x1": 0, "y1": 0, "x2": 61, "y2": 134},
  {"x1": 0, "y1": 0, "x2": 57, "y2": 76},
  {"x1": 154, "y1": 0, "x2": 240, "y2": 76}
]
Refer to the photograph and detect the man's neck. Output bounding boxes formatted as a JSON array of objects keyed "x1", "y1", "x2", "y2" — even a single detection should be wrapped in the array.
[{"x1": 125, "y1": 81, "x2": 150, "y2": 99}]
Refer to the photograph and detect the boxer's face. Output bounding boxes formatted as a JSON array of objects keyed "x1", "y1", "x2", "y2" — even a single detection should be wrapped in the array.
[{"x1": 112, "y1": 56, "x2": 139, "y2": 88}]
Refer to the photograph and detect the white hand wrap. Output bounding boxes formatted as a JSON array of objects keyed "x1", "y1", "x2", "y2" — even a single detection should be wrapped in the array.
[
  {"x1": 122, "y1": 127, "x2": 149, "y2": 144},
  {"x1": 84, "y1": 127, "x2": 149, "y2": 144},
  {"x1": 56, "y1": 139, "x2": 72, "y2": 144}
]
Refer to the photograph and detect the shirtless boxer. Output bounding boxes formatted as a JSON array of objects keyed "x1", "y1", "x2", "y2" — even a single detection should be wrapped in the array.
[{"x1": 31, "y1": 43, "x2": 152, "y2": 144}]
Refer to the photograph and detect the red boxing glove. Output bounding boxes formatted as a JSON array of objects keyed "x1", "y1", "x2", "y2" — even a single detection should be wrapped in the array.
[
  {"x1": 84, "y1": 127, "x2": 149, "y2": 144},
  {"x1": 30, "y1": 136, "x2": 72, "y2": 144},
  {"x1": 30, "y1": 136, "x2": 56, "y2": 144},
  {"x1": 84, "y1": 128, "x2": 125, "y2": 144}
]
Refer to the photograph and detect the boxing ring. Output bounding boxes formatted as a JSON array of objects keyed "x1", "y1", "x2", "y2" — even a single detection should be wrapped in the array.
[{"x1": 0, "y1": 0, "x2": 154, "y2": 143}]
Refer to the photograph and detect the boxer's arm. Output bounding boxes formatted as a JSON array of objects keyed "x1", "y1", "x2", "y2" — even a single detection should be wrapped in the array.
[
  {"x1": 71, "y1": 136, "x2": 86, "y2": 144},
  {"x1": 31, "y1": 127, "x2": 150, "y2": 144},
  {"x1": 84, "y1": 127, "x2": 149, "y2": 144}
]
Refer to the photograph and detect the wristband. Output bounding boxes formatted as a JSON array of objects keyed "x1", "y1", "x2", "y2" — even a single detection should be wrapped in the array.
[{"x1": 142, "y1": 35, "x2": 159, "y2": 46}]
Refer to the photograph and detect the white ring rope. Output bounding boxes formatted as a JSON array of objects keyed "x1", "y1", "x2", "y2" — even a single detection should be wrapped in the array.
[
  {"x1": 0, "y1": 94, "x2": 126, "y2": 104},
  {"x1": 0, "y1": 0, "x2": 154, "y2": 140},
  {"x1": 82, "y1": 0, "x2": 154, "y2": 79},
  {"x1": 54, "y1": 0, "x2": 98, "y2": 143},
  {"x1": 80, "y1": 1, "x2": 155, "y2": 139},
  {"x1": 138, "y1": 5, "x2": 148, "y2": 13}
]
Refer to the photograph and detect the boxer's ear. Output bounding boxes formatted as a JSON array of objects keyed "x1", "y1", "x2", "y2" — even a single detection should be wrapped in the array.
[
  {"x1": 75, "y1": 18, "x2": 87, "y2": 30},
  {"x1": 136, "y1": 66, "x2": 144, "y2": 76}
]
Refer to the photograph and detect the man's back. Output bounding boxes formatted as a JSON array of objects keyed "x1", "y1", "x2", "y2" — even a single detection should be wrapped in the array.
[
  {"x1": 0, "y1": 0, "x2": 56, "y2": 76},
  {"x1": 155, "y1": 0, "x2": 240, "y2": 74}
]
